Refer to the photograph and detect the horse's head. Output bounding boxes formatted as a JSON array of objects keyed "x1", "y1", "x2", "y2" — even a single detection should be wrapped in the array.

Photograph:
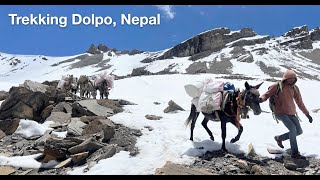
[{"x1": 242, "y1": 81, "x2": 263, "y2": 115}]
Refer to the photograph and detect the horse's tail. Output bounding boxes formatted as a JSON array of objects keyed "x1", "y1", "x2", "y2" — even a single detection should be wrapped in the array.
[{"x1": 185, "y1": 104, "x2": 198, "y2": 127}]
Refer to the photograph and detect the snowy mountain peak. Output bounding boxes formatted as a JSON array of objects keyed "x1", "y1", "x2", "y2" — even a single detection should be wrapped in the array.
[
  {"x1": 86, "y1": 43, "x2": 144, "y2": 56},
  {"x1": 1, "y1": 25, "x2": 320, "y2": 92}
]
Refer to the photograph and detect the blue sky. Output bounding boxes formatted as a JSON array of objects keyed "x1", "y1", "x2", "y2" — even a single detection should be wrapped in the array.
[{"x1": 0, "y1": 5, "x2": 320, "y2": 56}]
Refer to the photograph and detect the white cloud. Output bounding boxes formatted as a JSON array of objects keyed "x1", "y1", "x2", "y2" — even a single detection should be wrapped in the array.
[{"x1": 155, "y1": 5, "x2": 175, "y2": 20}]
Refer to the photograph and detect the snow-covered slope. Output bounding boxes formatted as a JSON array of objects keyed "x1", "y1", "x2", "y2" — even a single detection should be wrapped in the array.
[
  {"x1": 1, "y1": 26, "x2": 320, "y2": 91},
  {"x1": 2, "y1": 74, "x2": 318, "y2": 174}
]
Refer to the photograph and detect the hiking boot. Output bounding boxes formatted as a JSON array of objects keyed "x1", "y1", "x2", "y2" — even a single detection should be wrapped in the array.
[
  {"x1": 291, "y1": 153, "x2": 307, "y2": 160},
  {"x1": 274, "y1": 136, "x2": 284, "y2": 149}
]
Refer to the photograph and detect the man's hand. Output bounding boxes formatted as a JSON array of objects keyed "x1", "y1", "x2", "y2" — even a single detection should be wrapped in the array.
[
  {"x1": 307, "y1": 114, "x2": 313, "y2": 123},
  {"x1": 259, "y1": 98, "x2": 263, "y2": 103}
]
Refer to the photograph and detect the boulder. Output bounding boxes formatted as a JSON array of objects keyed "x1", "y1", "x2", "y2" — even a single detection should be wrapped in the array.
[
  {"x1": 82, "y1": 118, "x2": 115, "y2": 142},
  {"x1": 67, "y1": 118, "x2": 87, "y2": 136},
  {"x1": 68, "y1": 137, "x2": 104, "y2": 154},
  {"x1": 87, "y1": 144, "x2": 117, "y2": 162},
  {"x1": 0, "y1": 91, "x2": 8, "y2": 101},
  {"x1": 164, "y1": 100, "x2": 185, "y2": 113},
  {"x1": 41, "y1": 105, "x2": 54, "y2": 121},
  {"x1": 0, "y1": 87, "x2": 49, "y2": 122},
  {"x1": 0, "y1": 129, "x2": 5, "y2": 140},
  {"x1": 77, "y1": 100, "x2": 113, "y2": 117},
  {"x1": 45, "y1": 112, "x2": 71, "y2": 125},
  {"x1": 71, "y1": 152, "x2": 89, "y2": 164},
  {"x1": 52, "y1": 102, "x2": 73, "y2": 114},
  {"x1": 0, "y1": 118, "x2": 20, "y2": 135},
  {"x1": 44, "y1": 137, "x2": 82, "y2": 159},
  {"x1": 71, "y1": 103, "x2": 96, "y2": 117},
  {"x1": 145, "y1": 115, "x2": 162, "y2": 120},
  {"x1": 22, "y1": 80, "x2": 49, "y2": 94}
]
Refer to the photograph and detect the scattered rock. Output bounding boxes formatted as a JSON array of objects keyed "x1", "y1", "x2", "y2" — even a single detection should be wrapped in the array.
[
  {"x1": 22, "y1": 80, "x2": 49, "y2": 94},
  {"x1": 42, "y1": 154, "x2": 57, "y2": 163},
  {"x1": 132, "y1": 130, "x2": 142, "y2": 136},
  {"x1": 144, "y1": 126, "x2": 154, "y2": 131},
  {"x1": 0, "y1": 166, "x2": 16, "y2": 175},
  {"x1": 0, "y1": 87, "x2": 49, "y2": 122},
  {"x1": 71, "y1": 152, "x2": 89, "y2": 165},
  {"x1": 49, "y1": 122, "x2": 67, "y2": 129},
  {"x1": 55, "y1": 158, "x2": 72, "y2": 169},
  {"x1": 305, "y1": 169, "x2": 316, "y2": 175},
  {"x1": 68, "y1": 137, "x2": 104, "y2": 155},
  {"x1": 19, "y1": 169, "x2": 34, "y2": 175},
  {"x1": 131, "y1": 67, "x2": 151, "y2": 76},
  {"x1": 145, "y1": 115, "x2": 162, "y2": 120},
  {"x1": 0, "y1": 118, "x2": 20, "y2": 135},
  {"x1": 34, "y1": 130, "x2": 53, "y2": 146},
  {"x1": 153, "y1": 102, "x2": 161, "y2": 105},
  {"x1": 103, "y1": 125, "x2": 116, "y2": 142},
  {"x1": 44, "y1": 137, "x2": 81, "y2": 159},
  {"x1": 236, "y1": 160, "x2": 249, "y2": 171},
  {"x1": 78, "y1": 100, "x2": 114, "y2": 117},
  {"x1": 80, "y1": 116, "x2": 105, "y2": 124},
  {"x1": 67, "y1": 118, "x2": 87, "y2": 136},
  {"x1": 0, "y1": 91, "x2": 8, "y2": 101},
  {"x1": 46, "y1": 112, "x2": 71, "y2": 125},
  {"x1": 116, "y1": 99, "x2": 137, "y2": 106},
  {"x1": 224, "y1": 153, "x2": 236, "y2": 158},
  {"x1": 296, "y1": 168, "x2": 306, "y2": 173},
  {"x1": 96, "y1": 99, "x2": 124, "y2": 113},
  {"x1": 41, "y1": 105, "x2": 54, "y2": 121},
  {"x1": 0, "y1": 129, "x2": 6, "y2": 140},
  {"x1": 155, "y1": 161, "x2": 215, "y2": 175},
  {"x1": 284, "y1": 157, "x2": 309, "y2": 168},
  {"x1": 52, "y1": 102, "x2": 73, "y2": 114},
  {"x1": 71, "y1": 103, "x2": 96, "y2": 117},
  {"x1": 82, "y1": 118, "x2": 114, "y2": 137},
  {"x1": 42, "y1": 80, "x2": 59, "y2": 88},
  {"x1": 250, "y1": 164, "x2": 267, "y2": 175},
  {"x1": 87, "y1": 144, "x2": 117, "y2": 162},
  {"x1": 163, "y1": 100, "x2": 185, "y2": 113},
  {"x1": 284, "y1": 162, "x2": 297, "y2": 171},
  {"x1": 247, "y1": 143, "x2": 257, "y2": 157}
]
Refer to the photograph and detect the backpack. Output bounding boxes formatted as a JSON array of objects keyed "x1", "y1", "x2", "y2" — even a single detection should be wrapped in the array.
[
  {"x1": 223, "y1": 82, "x2": 235, "y2": 92},
  {"x1": 269, "y1": 81, "x2": 298, "y2": 123}
]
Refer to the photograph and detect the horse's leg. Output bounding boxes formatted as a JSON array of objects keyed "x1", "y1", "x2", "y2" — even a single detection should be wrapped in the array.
[
  {"x1": 220, "y1": 117, "x2": 227, "y2": 152},
  {"x1": 230, "y1": 119, "x2": 243, "y2": 143},
  {"x1": 79, "y1": 84, "x2": 84, "y2": 98},
  {"x1": 100, "y1": 89, "x2": 103, "y2": 99},
  {"x1": 190, "y1": 112, "x2": 200, "y2": 141},
  {"x1": 104, "y1": 89, "x2": 109, "y2": 99},
  {"x1": 201, "y1": 116, "x2": 215, "y2": 141}
]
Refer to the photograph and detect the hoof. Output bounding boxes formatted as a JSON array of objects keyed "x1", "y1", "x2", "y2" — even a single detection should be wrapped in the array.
[
  {"x1": 190, "y1": 138, "x2": 193, "y2": 141},
  {"x1": 230, "y1": 138, "x2": 238, "y2": 143},
  {"x1": 221, "y1": 148, "x2": 228, "y2": 154},
  {"x1": 210, "y1": 137, "x2": 215, "y2": 141}
]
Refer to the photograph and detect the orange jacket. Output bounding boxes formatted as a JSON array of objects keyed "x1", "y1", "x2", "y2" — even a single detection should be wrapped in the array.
[{"x1": 260, "y1": 69, "x2": 309, "y2": 116}]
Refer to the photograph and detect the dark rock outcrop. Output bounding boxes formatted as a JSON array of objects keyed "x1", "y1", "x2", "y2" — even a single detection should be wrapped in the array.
[
  {"x1": 87, "y1": 44, "x2": 101, "y2": 54},
  {"x1": 0, "y1": 87, "x2": 49, "y2": 122},
  {"x1": 158, "y1": 27, "x2": 256, "y2": 59},
  {"x1": 0, "y1": 91, "x2": 8, "y2": 101},
  {"x1": 310, "y1": 27, "x2": 320, "y2": 41}
]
